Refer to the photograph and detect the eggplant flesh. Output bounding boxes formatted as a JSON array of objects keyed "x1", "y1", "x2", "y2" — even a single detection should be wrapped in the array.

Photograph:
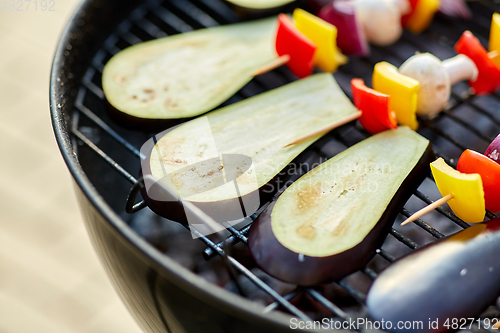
[
  {"x1": 248, "y1": 127, "x2": 434, "y2": 285},
  {"x1": 102, "y1": 18, "x2": 276, "y2": 123},
  {"x1": 367, "y1": 218, "x2": 500, "y2": 333},
  {"x1": 141, "y1": 74, "x2": 358, "y2": 223}
]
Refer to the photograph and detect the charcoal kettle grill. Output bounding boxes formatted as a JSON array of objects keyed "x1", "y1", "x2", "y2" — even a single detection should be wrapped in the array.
[{"x1": 50, "y1": 0, "x2": 500, "y2": 332}]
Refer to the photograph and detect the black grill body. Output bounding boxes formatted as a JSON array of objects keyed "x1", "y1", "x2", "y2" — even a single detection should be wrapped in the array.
[{"x1": 51, "y1": 0, "x2": 500, "y2": 332}]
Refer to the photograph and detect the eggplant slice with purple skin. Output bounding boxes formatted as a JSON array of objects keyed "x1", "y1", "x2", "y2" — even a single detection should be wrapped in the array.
[
  {"x1": 367, "y1": 218, "x2": 500, "y2": 333},
  {"x1": 140, "y1": 74, "x2": 359, "y2": 224},
  {"x1": 102, "y1": 17, "x2": 276, "y2": 130},
  {"x1": 248, "y1": 127, "x2": 435, "y2": 286}
]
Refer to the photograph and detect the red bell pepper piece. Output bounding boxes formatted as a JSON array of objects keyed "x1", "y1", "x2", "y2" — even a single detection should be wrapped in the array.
[
  {"x1": 454, "y1": 31, "x2": 500, "y2": 95},
  {"x1": 401, "y1": 0, "x2": 419, "y2": 27},
  {"x1": 351, "y1": 78, "x2": 397, "y2": 134},
  {"x1": 275, "y1": 14, "x2": 317, "y2": 78},
  {"x1": 457, "y1": 149, "x2": 500, "y2": 213}
]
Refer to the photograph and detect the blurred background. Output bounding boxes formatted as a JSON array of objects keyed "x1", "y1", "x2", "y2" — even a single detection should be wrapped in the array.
[{"x1": 0, "y1": 1, "x2": 142, "y2": 332}]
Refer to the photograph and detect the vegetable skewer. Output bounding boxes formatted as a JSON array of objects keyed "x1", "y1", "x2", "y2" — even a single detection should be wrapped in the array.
[
  {"x1": 253, "y1": 9, "x2": 347, "y2": 78},
  {"x1": 399, "y1": 53, "x2": 477, "y2": 118},
  {"x1": 318, "y1": 0, "x2": 441, "y2": 56},
  {"x1": 401, "y1": 157, "x2": 485, "y2": 225},
  {"x1": 284, "y1": 52, "x2": 480, "y2": 146},
  {"x1": 402, "y1": 137, "x2": 500, "y2": 226}
]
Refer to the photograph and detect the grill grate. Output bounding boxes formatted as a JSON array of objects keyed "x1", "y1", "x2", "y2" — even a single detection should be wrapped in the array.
[{"x1": 70, "y1": 0, "x2": 500, "y2": 331}]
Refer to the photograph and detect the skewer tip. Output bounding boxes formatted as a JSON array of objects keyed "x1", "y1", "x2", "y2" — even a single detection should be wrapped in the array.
[
  {"x1": 400, "y1": 218, "x2": 414, "y2": 226},
  {"x1": 400, "y1": 194, "x2": 454, "y2": 226}
]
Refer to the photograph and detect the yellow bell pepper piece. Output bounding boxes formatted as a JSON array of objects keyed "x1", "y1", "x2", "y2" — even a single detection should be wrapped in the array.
[
  {"x1": 372, "y1": 62, "x2": 419, "y2": 130},
  {"x1": 430, "y1": 158, "x2": 485, "y2": 223},
  {"x1": 489, "y1": 13, "x2": 500, "y2": 54},
  {"x1": 293, "y1": 8, "x2": 347, "y2": 73},
  {"x1": 406, "y1": 0, "x2": 440, "y2": 34}
]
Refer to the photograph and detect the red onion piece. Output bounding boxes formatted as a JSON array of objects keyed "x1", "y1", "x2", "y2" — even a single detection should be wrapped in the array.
[
  {"x1": 439, "y1": 0, "x2": 471, "y2": 20},
  {"x1": 485, "y1": 134, "x2": 500, "y2": 165},
  {"x1": 319, "y1": 0, "x2": 370, "y2": 57}
]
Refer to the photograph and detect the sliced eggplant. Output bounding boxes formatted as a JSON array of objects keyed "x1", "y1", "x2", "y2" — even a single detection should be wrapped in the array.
[
  {"x1": 141, "y1": 73, "x2": 359, "y2": 223},
  {"x1": 367, "y1": 218, "x2": 500, "y2": 333},
  {"x1": 102, "y1": 18, "x2": 276, "y2": 127},
  {"x1": 248, "y1": 127, "x2": 434, "y2": 285}
]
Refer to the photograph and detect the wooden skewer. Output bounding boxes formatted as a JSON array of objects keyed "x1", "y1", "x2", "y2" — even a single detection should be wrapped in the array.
[
  {"x1": 283, "y1": 111, "x2": 362, "y2": 148},
  {"x1": 252, "y1": 55, "x2": 290, "y2": 77},
  {"x1": 493, "y1": 319, "x2": 500, "y2": 329},
  {"x1": 401, "y1": 193, "x2": 454, "y2": 226}
]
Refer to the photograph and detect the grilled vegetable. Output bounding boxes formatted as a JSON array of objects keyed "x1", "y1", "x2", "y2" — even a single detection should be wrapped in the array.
[
  {"x1": 455, "y1": 31, "x2": 500, "y2": 95},
  {"x1": 367, "y1": 218, "x2": 500, "y2": 333},
  {"x1": 248, "y1": 127, "x2": 434, "y2": 285},
  {"x1": 431, "y1": 158, "x2": 485, "y2": 223},
  {"x1": 141, "y1": 74, "x2": 358, "y2": 223},
  {"x1": 490, "y1": 13, "x2": 500, "y2": 56},
  {"x1": 102, "y1": 18, "x2": 276, "y2": 125},
  {"x1": 354, "y1": 0, "x2": 408, "y2": 46},
  {"x1": 457, "y1": 149, "x2": 500, "y2": 214},
  {"x1": 399, "y1": 53, "x2": 477, "y2": 118},
  {"x1": 293, "y1": 8, "x2": 347, "y2": 73},
  {"x1": 404, "y1": 0, "x2": 440, "y2": 34},
  {"x1": 318, "y1": 1, "x2": 369, "y2": 57},
  {"x1": 372, "y1": 61, "x2": 419, "y2": 130},
  {"x1": 275, "y1": 14, "x2": 317, "y2": 78},
  {"x1": 439, "y1": 0, "x2": 471, "y2": 20},
  {"x1": 351, "y1": 78, "x2": 397, "y2": 134},
  {"x1": 485, "y1": 134, "x2": 500, "y2": 164}
]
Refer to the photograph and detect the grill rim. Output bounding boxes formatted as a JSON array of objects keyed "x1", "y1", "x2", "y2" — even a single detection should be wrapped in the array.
[{"x1": 49, "y1": 0, "x2": 299, "y2": 330}]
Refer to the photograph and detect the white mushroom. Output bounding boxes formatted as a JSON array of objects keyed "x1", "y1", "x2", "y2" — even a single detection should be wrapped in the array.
[
  {"x1": 399, "y1": 53, "x2": 478, "y2": 118},
  {"x1": 354, "y1": 0, "x2": 409, "y2": 46}
]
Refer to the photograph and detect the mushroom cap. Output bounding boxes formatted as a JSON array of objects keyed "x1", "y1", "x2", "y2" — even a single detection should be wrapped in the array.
[
  {"x1": 399, "y1": 53, "x2": 451, "y2": 118},
  {"x1": 354, "y1": 0, "x2": 403, "y2": 46}
]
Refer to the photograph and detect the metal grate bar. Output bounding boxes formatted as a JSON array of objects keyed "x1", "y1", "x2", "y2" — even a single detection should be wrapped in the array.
[
  {"x1": 400, "y1": 208, "x2": 445, "y2": 239},
  {"x1": 188, "y1": 227, "x2": 312, "y2": 321},
  {"x1": 154, "y1": 6, "x2": 194, "y2": 33},
  {"x1": 82, "y1": 68, "x2": 105, "y2": 99},
  {"x1": 376, "y1": 249, "x2": 395, "y2": 262},
  {"x1": 440, "y1": 110, "x2": 496, "y2": 143},
  {"x1": 72, "y1": 129, "x2": 138, "y2": 184},
  {"x1": 195, "y1": 0, "x2": 239, "y2": 23},
  {"x1": 413, "y1": 190, "x2": 470, "y2": 229},
  {"x1": 486, "y1": 211, "x2": 498, "y2": 220},
  {"x1": 419, "y1": 119, "x2": 469, "y2": 151},
  {"x1": 225, "y1": 225, "x2": 249, "y2": 243},
  {"x1": 263, "y1": 289, "x2": 302, "y2": 313},
  {"x1": 462, "y1": 97, "x2": 500, "y2": 127},
  {"x1": 389, "y1": 229, "x2": 419, "y2": 250},
  {"x1": 204, "y1": 224, "x2": 252, "y2": 260},
  {"x1": 306, "y1": 289, "x2": 350, "y2": 321},
  {"x1": 169, "y1": 0, "x2": 219, "y2": 28},
  {"x1": 339, "y1": 280, "x2": 366, "y2": 304},
  {"x1": 362, "y1": 267, "x2": 378, "y2": 280},
  {"x1": 75, "y1": 90, "x2": 145, "y2": 160}
]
